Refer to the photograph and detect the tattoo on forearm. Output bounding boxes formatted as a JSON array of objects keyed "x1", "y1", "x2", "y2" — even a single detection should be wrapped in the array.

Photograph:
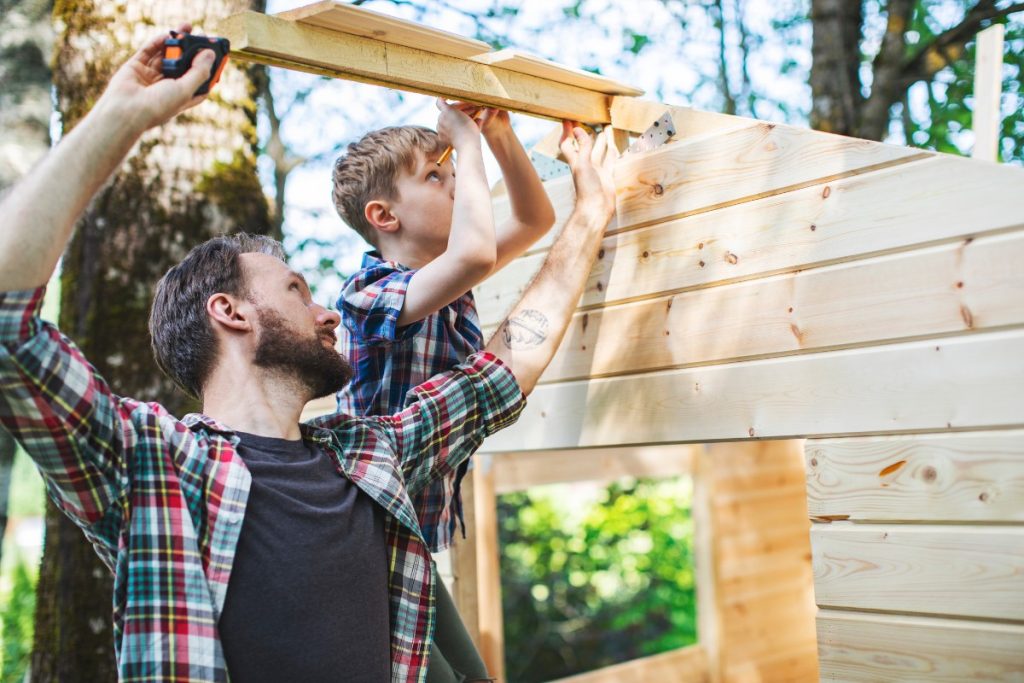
[{"x1": 502, "y1": 309, "x2": 549, "y2": 349}]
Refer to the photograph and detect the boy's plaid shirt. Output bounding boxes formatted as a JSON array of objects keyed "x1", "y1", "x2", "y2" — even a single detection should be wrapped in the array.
[
  {"x1": 0, "y1": 287, "x2": 523, "y2": 683},
  {"x1": 336, "y1": 252, "x2": 484, "y2": 552}
]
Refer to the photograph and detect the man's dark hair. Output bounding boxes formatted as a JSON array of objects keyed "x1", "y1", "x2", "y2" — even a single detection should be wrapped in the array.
[{"x1": 150, "y1": 233, "x2": 286, "y2": 399}]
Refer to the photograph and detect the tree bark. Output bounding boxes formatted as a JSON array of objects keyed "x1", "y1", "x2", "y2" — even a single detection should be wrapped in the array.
[
  {"x1": 809, "y1": 0, "x2": 864, "y2": 136},
  {"x1": 31, "y1": 2, "x2": 269, "y2": 680},
  {"x1": 0, "y1": 0, "x2": 54, "y2": 569}
]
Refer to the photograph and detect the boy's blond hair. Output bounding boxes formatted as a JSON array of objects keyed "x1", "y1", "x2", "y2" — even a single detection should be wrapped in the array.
[{"x1": 332, "y1": 126, "x2": 446, "y2": 246}]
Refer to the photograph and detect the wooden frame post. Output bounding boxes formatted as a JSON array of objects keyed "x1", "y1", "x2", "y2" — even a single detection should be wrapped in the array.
[{"x1": 972, "y1": 23, "x2": 1005, "y2": 162}]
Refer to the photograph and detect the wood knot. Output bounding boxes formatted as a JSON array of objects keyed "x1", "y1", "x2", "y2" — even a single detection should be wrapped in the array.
[
  {"x1": 698, "y1": 242, "x2": 704, "y2": 249},
  {"x1": 725, "y1": 252, "x2": 739, "y2": 265},
  {"x1": 598, "y1": 248, "x2": 605, "y2": 259},
  {"x1": 642, "y1": 250, "x2": 651, "y2": 259},
  {"x1": 810, "y1": 458, "x2": 818, "y2": 467},
  {"x1": 698, "y1": 260, "x2": 705, "y2": 268},
  {"x1": 652, "y1": 183, "x2": 664, "y2": 196},
  {"x1": 810, "y1": 224, "x2": 817, "y2": 231},
  {"x1": 922, "y1": 466, "x2": 938, "y2": 483},
  {"x1": 748, "y1": 427, "x2": 755, "y2": 437},
  {"x1": 955, "y1": 281, "x2": 963, "y2": 289},
  {"x1": 822, "y1": 186, "x2": 832, "y2": 199},
  {"x1": 979, "y1": 491, "x2": 990, "y2": 503}
]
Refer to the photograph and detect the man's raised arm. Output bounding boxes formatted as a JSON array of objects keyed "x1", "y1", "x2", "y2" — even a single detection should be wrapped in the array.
[
  {"x1": 483, "y1": 123, "x2": 618, "y2": 395},
  {"x1": 0, "y1": 25, "x2": 215, "y2": 292}
]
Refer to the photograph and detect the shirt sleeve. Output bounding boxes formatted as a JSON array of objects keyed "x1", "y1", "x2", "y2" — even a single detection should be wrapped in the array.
[
  {"x1": 338, "y1": 263, "x2": 423, "y2": 345},
  {"x1": 0, "y1": 287, "x2": 132, "y2": 529},
  {"x1": 370, "y1": 351, "x2": 525, "y2": 495}
]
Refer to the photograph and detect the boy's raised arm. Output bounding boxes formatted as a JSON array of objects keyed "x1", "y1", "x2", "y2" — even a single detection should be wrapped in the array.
[
  {"x1": 397, "y1": 99, "x2": 497, "y2": 326},
  {"x1": 483, "y1": 110, "x2": 557, "y2": 272},
  {"x1": 0, "y1": 26, "x2": 215, "y2": 292}
]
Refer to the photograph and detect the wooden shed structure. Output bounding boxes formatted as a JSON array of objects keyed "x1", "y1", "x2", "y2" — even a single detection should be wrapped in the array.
[{"x1": 229, "y1": 3, "x2": 1024, "y2": 681}]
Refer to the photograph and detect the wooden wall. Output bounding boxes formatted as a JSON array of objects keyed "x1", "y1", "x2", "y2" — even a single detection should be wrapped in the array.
[{"x1": 475, "y1": 103, "x2": 1024, "y2": 681}]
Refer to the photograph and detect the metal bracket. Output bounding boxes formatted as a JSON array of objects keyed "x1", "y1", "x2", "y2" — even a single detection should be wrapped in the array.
[
  {"x1": 529, "y1": 149, "x2": 570, "y2": 181},
  {"x1": 627, "y1": 111, "x2": 676, "y2": 154}
]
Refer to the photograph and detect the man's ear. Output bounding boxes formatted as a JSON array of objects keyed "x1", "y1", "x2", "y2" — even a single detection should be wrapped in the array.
[
  {"x1": 364, "y1": 199, "x2": 400, "y2": 236},
  {"x1": 207, "y1": 293, "x2": 253, "y2": 333}
]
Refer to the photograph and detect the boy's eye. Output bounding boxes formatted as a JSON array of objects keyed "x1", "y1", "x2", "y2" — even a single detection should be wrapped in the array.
[{"x1": 427, "y1": 171, "x2": 441, "y2": 181}]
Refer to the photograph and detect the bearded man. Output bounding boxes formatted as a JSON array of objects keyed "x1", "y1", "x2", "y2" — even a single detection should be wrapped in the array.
[{"x1": 0, "y1": 25, "x2": 617, "y2": 683}]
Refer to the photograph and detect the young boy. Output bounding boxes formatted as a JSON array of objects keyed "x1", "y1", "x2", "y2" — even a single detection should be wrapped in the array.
[{"x1": 331, "y1": 98, "x2": 557, "y2": 682}]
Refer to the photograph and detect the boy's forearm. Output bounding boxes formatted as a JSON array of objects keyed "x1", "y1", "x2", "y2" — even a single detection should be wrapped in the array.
[
  {"x1": 446, "y1": 142, "x2": 495, "y2": 264},
  {"x1": 486, "y1": 128, "x2": 555, "y2": 232},
  {"x1": 484, "y1": 198, "x2": 610, "y2": 394},
  {"x1": 0, "y1": 97, "x2": 145, "y2": 292}
]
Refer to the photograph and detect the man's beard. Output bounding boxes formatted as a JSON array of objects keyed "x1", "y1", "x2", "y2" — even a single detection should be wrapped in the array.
[{"x1": 253, "y1": 306, "x2": 353, "y2": 399}]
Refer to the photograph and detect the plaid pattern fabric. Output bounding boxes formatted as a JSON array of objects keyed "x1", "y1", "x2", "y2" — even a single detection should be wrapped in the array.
[
  {"x1": 337, "y1": 252, "x2": 484, "y2": 552},
  {"x1": 0, "y1": 287, "x2": 523, "y2": 683}
]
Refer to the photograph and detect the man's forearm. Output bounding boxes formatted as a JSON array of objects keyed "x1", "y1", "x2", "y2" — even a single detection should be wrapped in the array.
[
  {"x1": 0, "y1": 97, "x2": 145, "y2": 291},
  {"x1": 484, "y1": 198, "x2": 611, "y2": 394}
]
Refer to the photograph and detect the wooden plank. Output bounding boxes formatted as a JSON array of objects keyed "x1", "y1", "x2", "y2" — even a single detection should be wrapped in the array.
[
  {"x1": 692, "y1": 448, "x2": 722, "y2": 683},
  {"x1": 610, "y1": 98, "x2": 755, "y2": 138},
  {"x1": 701, "y1": 441, "x2": 818, "y2": 682},
  {"x1": 449, "y1": 474, "x2": 481, "y2": 647},
  {"x1": 277, "y1": 1, "x2": 491, "y2": 58},
  {"x1": 551, "y1": 644, "x2": 709, "y2": 683},
  {"x1": 480, "y1": 154, "x2": 1024, "y2": 323},
  {"x1": 469, "y1": 462, "x2": 504, "y2": 681},
  {"x1": 483, "y1": 230, "x2": 1024, "y2": 381},
  {"x1": 470, "y1": 48, "x2": 643, "y2": 96},
  {"x1": 612, "y1": 121, "x2": 929, "y2": 231},
  {"x1": 485, "y1": 445, "x2": 694, "y2": 494},
  {"x1": 811, "y1": 524, "x2": 1024, "y2": 621},
  {"x1": 478, "y1": 328, "x2": 1024, "y2": 453},
  {"x1": 490, "y1": 122, "x2": 941, "y2": 265},
  {"x1": 217, "y1": 11, "x2": 610, "y2": 123},
  {"x1": 806, "y1": 431, "x2": 1024, "y2": 523},
  {"x1": 972, "y1": 24, "x2": 1005, "y2": 162},
  {"x1": 817, "y1": 609, "x2": 1024, "y2": 682}
]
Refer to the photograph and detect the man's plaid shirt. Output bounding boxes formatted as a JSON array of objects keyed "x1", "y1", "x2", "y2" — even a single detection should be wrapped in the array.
[
  {"x1": 0, "y1": 287, "x2": 524, "y2": 683},
  {"x1": 336, "y1": 252, "x2": 484, "y2": 552}
]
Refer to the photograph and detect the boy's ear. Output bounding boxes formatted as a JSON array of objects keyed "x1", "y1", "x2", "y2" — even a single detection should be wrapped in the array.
[{"x1": 365, "y1": 200, "x2": 400, "y2": 235}]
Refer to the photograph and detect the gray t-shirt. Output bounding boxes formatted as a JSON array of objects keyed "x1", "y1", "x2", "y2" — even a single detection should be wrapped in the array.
[{"x1": 219, "y1": 431, "x2": 390, "y2": 682}]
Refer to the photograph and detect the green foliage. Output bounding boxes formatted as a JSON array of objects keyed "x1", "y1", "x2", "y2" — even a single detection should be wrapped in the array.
[
  {"x1": 0, "y1": 559, "x2": 36, "y2": 683},
  {"x1": 498, "y1": 478, "x2": 696, "y2": 682}
]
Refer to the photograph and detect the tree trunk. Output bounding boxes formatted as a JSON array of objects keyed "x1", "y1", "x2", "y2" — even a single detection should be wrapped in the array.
[
  {"x1": 809, "y1": 0, "x2": 864, "y2": 136},
  {"x1": 31, "y1": 2, "x2": 269, "y2": 680},
  {"x1": 0, "y1": 0, "x2": 54, "y2": 568}
]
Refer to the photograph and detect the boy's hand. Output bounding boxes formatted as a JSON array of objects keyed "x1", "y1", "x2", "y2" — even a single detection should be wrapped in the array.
[
  {"x1": 98, "y1": 24, "x2": 216, "y2": 134},
  {"x1": 559, "y1": 121, "x2": 617, "y2": 218},
  {"x1": 436, "y1": 98, "x2": 483, "y2": 150}
]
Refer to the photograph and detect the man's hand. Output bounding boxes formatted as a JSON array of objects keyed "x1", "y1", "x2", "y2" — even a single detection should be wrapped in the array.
[
  {"x1": 98, "y1": 24, "x2": 217, "y2": 134},
  {"x1": 559, "y1": 122, "x2": 617, "y2": 219},
  {"x1": 0, "y1": 26, "x2": 220, "y2": 292}
]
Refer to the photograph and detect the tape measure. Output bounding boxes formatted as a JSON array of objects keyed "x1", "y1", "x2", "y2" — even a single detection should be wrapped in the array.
[{"x1": 162, "y1": 30, "x2": 230, "y2": 96}]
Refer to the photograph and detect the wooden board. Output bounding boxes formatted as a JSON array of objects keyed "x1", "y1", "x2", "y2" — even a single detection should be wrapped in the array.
[
  {"x1": 479, "y1": 328, "x2": 1024, "y2": 453},
  {"x1": 480, "y1": 155, "x2": 1024, "y2": 324},
  {"x1": 484, "y1": 230, "x2": 1024, "y2": 382},
  {"x1": 816, "y1": 609, "x2": 1024, "y2": 682},
  {"x1": 610, "y1": 98, "x2": 755, "y2": 140},
  {"x1": 551, "y1": 644, "x2": 709, "y2": 683},
  {"x1": 276, "y1": 1, "x2": 491, "y2": 58},
  {"x1": 485, "y1": 444, "x2": 695, "y2": 494},
  {"x1": 805, "y1": 431, "x2": 1024, "y2": 523},
  {"x1": 811, "y1": 524, "x2": 1024, "y2": 621},
  {"x1": 217, "y1": 11, "x2": 610, "y2": 123},
  {"x1": 470, "y1": 48, "x2": 643, "y2": 96},
  {"x1": 700, "y1": 442, "x2": 819, "y2": 683}
]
